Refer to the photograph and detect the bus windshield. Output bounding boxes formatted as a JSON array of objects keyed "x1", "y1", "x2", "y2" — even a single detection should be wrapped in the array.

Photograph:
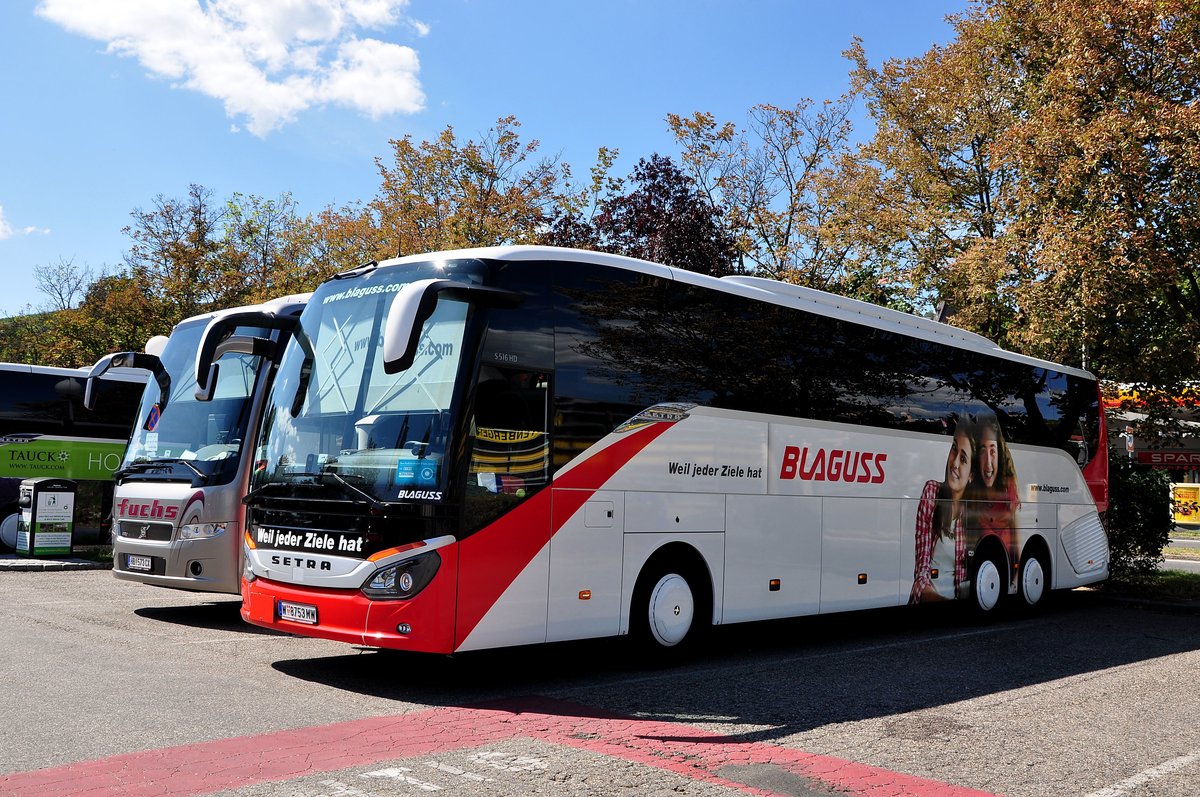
[
  {"x1": 122, "y1": 319, "x2": 265, "y2": 485},
  {"x1": 254, "y1": 263, "x2": 483, "y2": 504}
]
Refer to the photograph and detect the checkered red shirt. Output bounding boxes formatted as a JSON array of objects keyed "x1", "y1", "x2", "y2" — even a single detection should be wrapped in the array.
[{"x1": 910, "y1": 479, "x2": 967, "y2": 602}]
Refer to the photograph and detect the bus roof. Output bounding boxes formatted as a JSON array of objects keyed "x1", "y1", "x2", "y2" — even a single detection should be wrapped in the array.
[
  {"x1": 173, "y1": 293, "x2": 313, "y2": 330},
  {"x1": 371, "y1": 245, "x2": 1096, "y2": 381},
  {"x1": 0, "y1": 361, "x2": 148, "y2": 383}
]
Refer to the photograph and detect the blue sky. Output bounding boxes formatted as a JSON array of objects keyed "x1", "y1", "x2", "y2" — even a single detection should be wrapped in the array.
[{"x1": 0, "y1": 0, "x2": 964, "y2": 318}]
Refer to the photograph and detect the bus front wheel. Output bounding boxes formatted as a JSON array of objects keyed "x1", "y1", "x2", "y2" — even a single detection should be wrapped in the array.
[
  {"x1": 646, "y1": 573, "x2": 695, "y2": 647},
  {"x1": 970, "y1": 552, "x2": 1006, "y2": 616},
  {"x1": 631, "y1": 555, "x2": 710, "y2": 655},
  {"x1": 0, "y1": 509, "x2": 18, "y2": 551}
]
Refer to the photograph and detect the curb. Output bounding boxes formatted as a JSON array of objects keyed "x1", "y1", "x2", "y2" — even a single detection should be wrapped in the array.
[
  {"x1": 0, "y1": 560, "x2": 112, "y2": 571},
  {"x1": 0, "y1": 549, "x2": 113, "y2": 572}
]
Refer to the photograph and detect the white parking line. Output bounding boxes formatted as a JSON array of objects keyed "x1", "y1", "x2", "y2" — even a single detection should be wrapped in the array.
[
  {"x1": 360, "y1": 766, "x2": 442, "y2": 790},
  {"x1": 1082, "y1": 750, "x2": 1200, "y2": 797},
  {"x1": 423, "y1": 760, "x2": 493, "y2": 782}
]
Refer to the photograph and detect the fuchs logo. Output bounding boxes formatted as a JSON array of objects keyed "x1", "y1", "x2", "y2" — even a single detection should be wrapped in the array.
[
  {"x1": 778, "y1": 446, "x2": 887, "y2": 484},
  {"x1": 115, "y1": 498, "x2": 179, "y2": 520}
]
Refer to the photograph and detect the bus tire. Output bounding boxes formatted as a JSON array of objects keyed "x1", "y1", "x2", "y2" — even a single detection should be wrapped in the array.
[
  {"x1": 1017, "y1": 542, "x2": 1051, "y2": 613},
  {"x1": 0, "y1": 508, "x2": 18, "y2": 551},
  {"x1": 631, "y1": 551, "x2": 710, "y2": 656},
  {"x1": 969, "y1": 548, "x2": 1006, "y2": 618}
]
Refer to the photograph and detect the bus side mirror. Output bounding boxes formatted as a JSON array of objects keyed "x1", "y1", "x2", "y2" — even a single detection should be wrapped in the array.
[
  {"x1": 86, "y1": 352, "x2": 169, "y2": 412},
  {"x1": 382, "y1": 279, "x2": 447, "y2": 375},
  {"x1": 382, "y1": 280, "x2": 524, "y2": 374},
  {"x1": 196, "y1": 309, "x2": 300, "y2": 393},
  {"x1": 195, "y1": 335, "x2": 275, "y2": 401}
]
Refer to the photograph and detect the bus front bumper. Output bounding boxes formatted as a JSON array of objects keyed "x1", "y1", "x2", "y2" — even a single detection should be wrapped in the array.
[
  {"x1": 113, "y1": 537, "x2": 240, "y2": 595},
  {"x1": 241, "y1": 574, "x2": 457, "y2": 654}
]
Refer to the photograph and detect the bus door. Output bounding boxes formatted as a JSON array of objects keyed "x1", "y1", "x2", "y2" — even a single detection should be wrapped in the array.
[{"x1": 456, "y1": 367, "x2": 552, "y2": 651}]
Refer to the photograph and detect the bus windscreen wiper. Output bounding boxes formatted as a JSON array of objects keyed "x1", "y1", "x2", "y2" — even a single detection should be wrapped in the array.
[
  {"x1": 171, "y1": 459, "x2": 208, "y2": 482},
  {"x1": 317, "y1": 470, "x2": 386, "y2": 511},
  {"x1": 243, "y1": 472, "x2": 385, "y2": 511},
  {"x1": 114, "y1": 459, "x2": 209, "y2": 484},
  {"x1": 241, "y1": 480, "x2": 295, "y2": 506}
]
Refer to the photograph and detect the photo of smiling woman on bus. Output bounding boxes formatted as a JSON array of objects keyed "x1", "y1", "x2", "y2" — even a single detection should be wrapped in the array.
[
  {"x1": 968, "y1": 413, "x2": 1020, "y2": 588},
  {"x1": 909, "y1": 416, "x2": 978, "y2": 604}
]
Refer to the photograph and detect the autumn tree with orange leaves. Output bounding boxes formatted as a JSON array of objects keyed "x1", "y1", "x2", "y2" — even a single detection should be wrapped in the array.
[
  {"x1": 842, "y1": 0, "x2": 1200, "y2": 400},
  {"x1": 312, "y1": 116, "x2": 565, "y2": 271},
  {"x1": 994, "y1": 0, "x2": 1200, "y2": 388}
]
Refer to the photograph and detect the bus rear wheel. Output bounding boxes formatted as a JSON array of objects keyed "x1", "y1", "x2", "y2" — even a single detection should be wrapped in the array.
[{"x1": 1018, "y1": 550, "x2": 1050, "y2": 612}]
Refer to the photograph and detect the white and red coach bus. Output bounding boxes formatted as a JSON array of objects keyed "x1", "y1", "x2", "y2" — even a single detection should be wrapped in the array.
[{"x1": 237, "y1": 246, "x2": 1109, "y2": 653}]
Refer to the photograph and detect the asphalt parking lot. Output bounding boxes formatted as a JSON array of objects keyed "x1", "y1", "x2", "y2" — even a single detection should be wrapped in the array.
[{"x1": 1, "y1": 568, "x2": 1197, "y2": 797}]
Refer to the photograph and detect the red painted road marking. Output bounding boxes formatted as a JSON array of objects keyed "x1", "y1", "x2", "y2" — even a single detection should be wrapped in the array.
[{"x1": 0, "y1": 698, "x2": 998, "y2": 797}]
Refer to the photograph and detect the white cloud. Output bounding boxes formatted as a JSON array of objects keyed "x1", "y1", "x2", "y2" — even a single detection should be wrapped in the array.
[
  {"x1": 321, "y1": 38, "x2": 422, "y2": 118},
  {"x1": 0, "y1": 206, "x2": 49, "y2": 240},
  {"x1": 36, "y1": 0, "x2": 427, "y2": 136}
]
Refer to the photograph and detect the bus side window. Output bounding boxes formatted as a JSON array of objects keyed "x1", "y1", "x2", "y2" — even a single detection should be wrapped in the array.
[{"x1": 464, "y1": 368, "x2": 550, "y2": 532}]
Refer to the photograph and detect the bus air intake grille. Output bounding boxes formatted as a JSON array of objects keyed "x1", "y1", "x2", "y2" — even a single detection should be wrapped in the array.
[
  {"x1": 1060, "y1": 513, "x2": 1108, "y2": 576},
  {"x1": 118, "y1": 520, "x2": 174, "y2": 542}
]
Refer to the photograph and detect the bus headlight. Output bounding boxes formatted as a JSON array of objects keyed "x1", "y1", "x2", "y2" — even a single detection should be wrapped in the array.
[
  {"x1": 179, "y1": 522, "x2": 231, "y2": 540},
  {"x1": 361, "y1": 551, "x2": 441, "y2": 600},
  {"x1": 242, "y1": 531, "x2": 256, "y2": 584}
]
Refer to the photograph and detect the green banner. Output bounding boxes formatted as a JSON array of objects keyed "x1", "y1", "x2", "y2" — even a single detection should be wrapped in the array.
[{"x1": 0, "y1": 437, "x2": 126, "y2": 480}]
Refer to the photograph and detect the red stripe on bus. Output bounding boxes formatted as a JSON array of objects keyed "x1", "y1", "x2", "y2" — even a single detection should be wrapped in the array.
[{"x1": 454, "y1": 421, "x2": 674, "y2": 649}]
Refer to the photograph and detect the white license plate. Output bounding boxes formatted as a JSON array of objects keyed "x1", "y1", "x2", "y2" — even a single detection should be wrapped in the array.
[
  {"x1": 278, "y1": 600, "x2": 318, "y2": 625},
  {"x1": 127, "y1": 554, "x2": 153, "y2": 572}
]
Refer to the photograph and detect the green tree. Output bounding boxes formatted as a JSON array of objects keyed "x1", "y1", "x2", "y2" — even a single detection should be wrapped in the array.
[
  {"x1": 1105, "y1": 456, "x2": 1173, "y2": 582},
  {"x1": 302, "y1": 117, "x2": 568, "y2": 272},
  {"x1": 540, "y1": 146, "x2": 622, "y2": 251},
  {"x1": 73, "y1": 273, "x2": 173, "y2": 363},
  {"x1": 668, "y1": 99, "x2": 878, "y2": 293},
  {"x1": 0, "y1": 272, "x2": 172, "y2": 367},
  {"x1": 291, "y1": 200, "x2": 381, "y2": 279},
  {"x1": 123, "y1": 184, "x2": 236, "y2": 320},
  {"x1": 0, "y1": 312, "x2": 54, "y2": 364},
  {"x1": 222, "y1": 192, "x2": 317, "y2": 302}
]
